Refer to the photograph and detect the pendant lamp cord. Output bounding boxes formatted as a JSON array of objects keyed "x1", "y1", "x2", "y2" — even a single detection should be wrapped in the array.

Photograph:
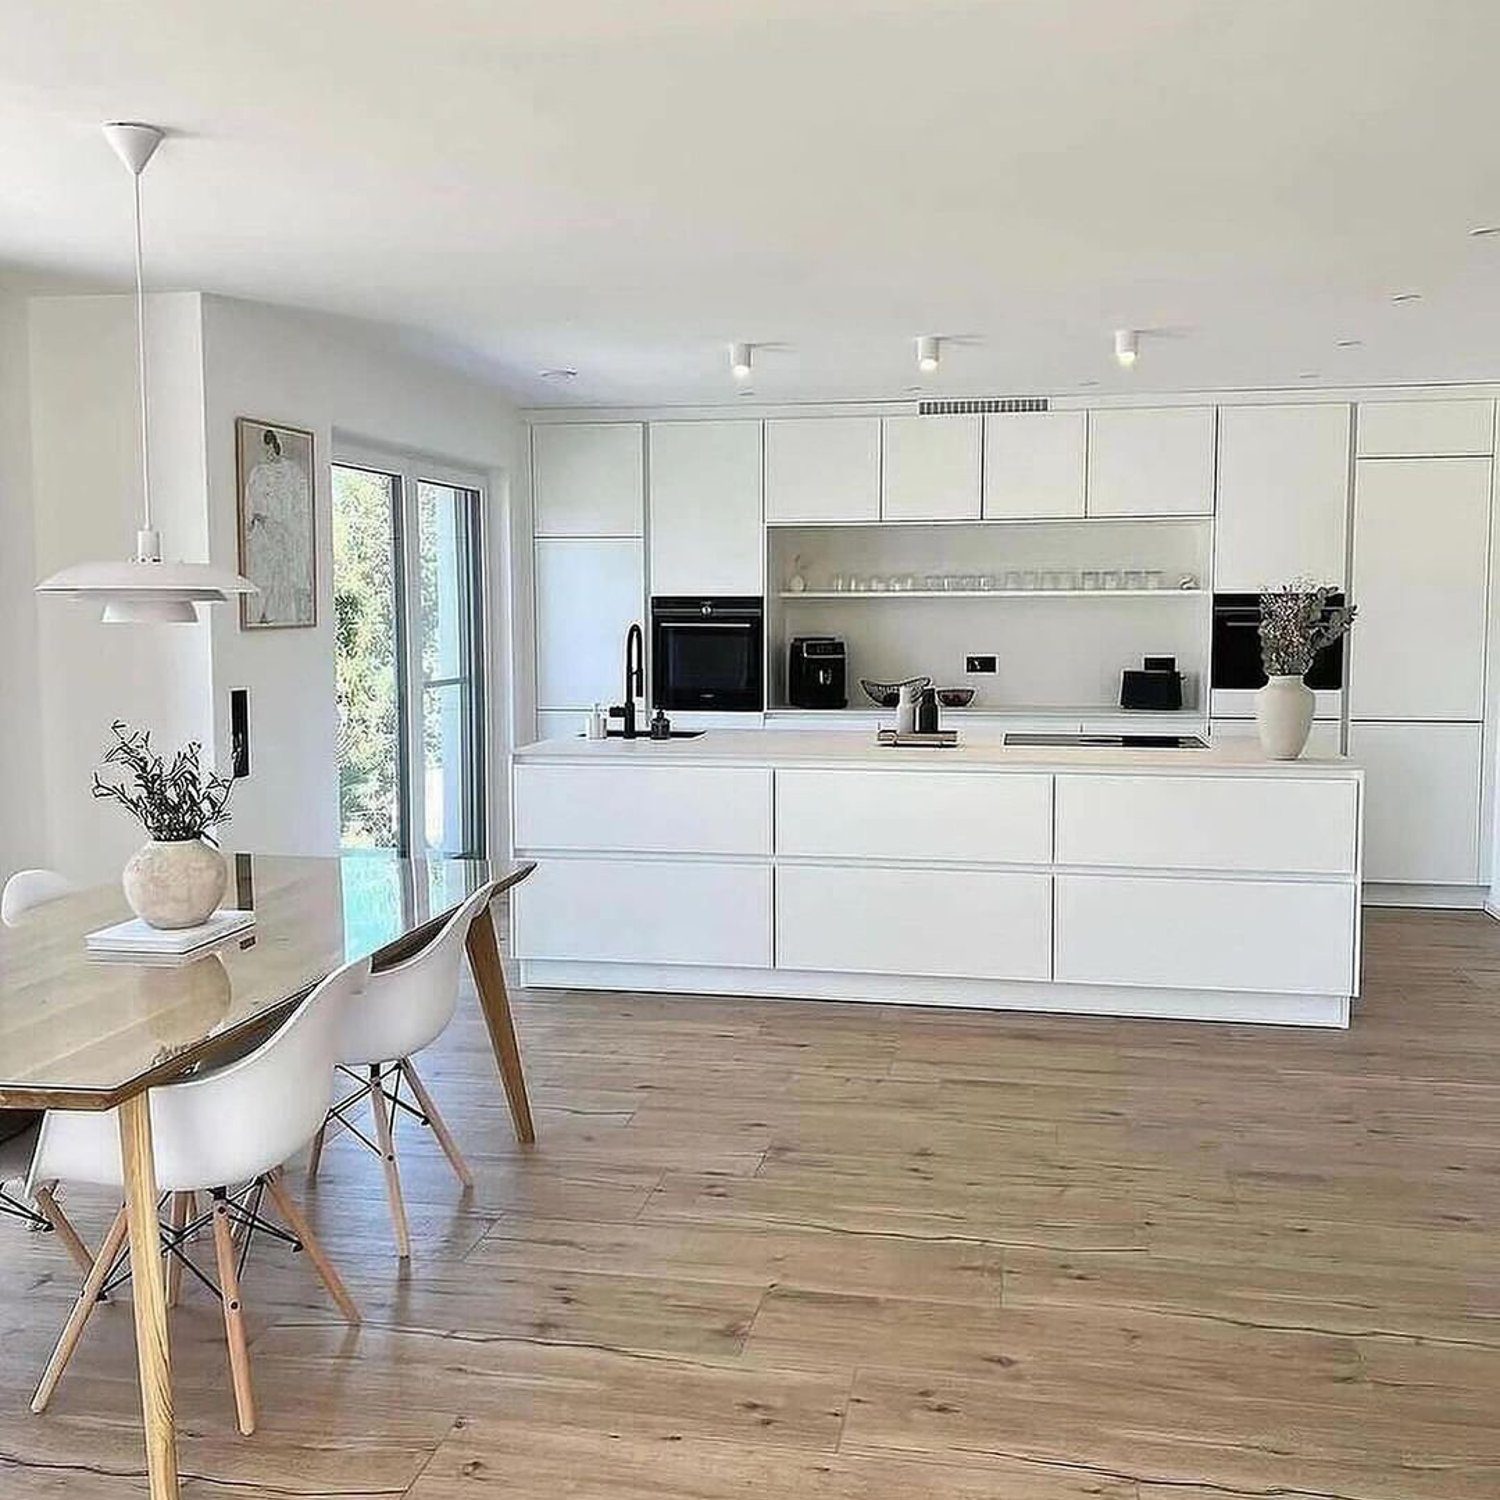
[{"x1": 132, "y1": 165, "x2": 153, "y2": 541}]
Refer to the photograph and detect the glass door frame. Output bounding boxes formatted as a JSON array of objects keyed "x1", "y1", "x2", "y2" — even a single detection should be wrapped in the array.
[{"x1": 334, "y1": 440, "x2": 489, "y2": 859}]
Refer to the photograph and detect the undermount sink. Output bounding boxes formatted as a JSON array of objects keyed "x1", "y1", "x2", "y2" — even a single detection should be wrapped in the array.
[{"x1": 603, "y1": 729, "x2": 705, "y2": 740}]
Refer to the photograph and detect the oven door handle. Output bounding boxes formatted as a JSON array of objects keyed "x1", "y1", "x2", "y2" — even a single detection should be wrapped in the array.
[{"x1": 658, "y1": 620, "x2": 757, "y2": 630}]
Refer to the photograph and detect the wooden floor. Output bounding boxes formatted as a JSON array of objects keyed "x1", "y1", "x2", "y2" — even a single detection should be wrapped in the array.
[{"x1": 2, "y1": 904, "x2": 1499, "y2": 1498}]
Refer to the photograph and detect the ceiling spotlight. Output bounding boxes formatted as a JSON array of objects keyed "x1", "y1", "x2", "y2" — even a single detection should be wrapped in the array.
[
  {"x1": 1113, "y1": 329, "x2": 1139, "y2": 368},
  {"x1": 729, "y1": 342, "x2": 753, "y2": 381},
  {"x1": 915, "y1": 335, "x2": 940, "y2": 374}
]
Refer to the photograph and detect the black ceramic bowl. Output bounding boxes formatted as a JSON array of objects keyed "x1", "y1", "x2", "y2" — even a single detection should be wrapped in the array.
[
  {"x1": 936, "y1": 687, "x2": 976, "y2": 708},
  {"x1": 860, "y1": 675, "x2": 932, "y2": 708}
]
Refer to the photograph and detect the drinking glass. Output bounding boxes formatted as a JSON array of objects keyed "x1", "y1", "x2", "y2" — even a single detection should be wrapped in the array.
[
  {"x1": 1145, "y1": 569, "x2": 1163, "y2": 590},
  {"x1": 1100, "y1": 569, "x2": 1121, "y2": 590}
]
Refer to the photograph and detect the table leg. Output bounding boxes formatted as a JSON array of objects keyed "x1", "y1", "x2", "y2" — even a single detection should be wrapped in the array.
[
  {"x1": 118, "y1": 1093, "x2": 179, "y2": 1500},
  {"x1": 464, "y1": 899, "x2": 535, "y2": 1144}
]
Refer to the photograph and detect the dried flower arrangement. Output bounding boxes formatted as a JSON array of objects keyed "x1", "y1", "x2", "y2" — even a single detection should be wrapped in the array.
[
  {"x1": 1258, "y1": 581, "x2": 1357, "y2": 678},
  {"x1": 92, "y1": 721, "x2": 234, "y2": 843}
]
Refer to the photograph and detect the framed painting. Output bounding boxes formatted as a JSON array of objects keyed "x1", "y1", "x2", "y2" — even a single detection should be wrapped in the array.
[{"x1": 235, "y1": 418, "x2": 317, "y2": 628}]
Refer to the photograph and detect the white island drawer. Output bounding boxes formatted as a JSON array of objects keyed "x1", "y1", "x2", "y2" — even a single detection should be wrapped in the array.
[
  {"x1": 776, "y1": 865, "x2": 1051, "y2": 981},
  {"x1": 515, "y1": 764, "x2": 772, "y2": 855},
  {"x1": 1055, "y1": 875, "x2": 1356, "y2": 996},
  {"x1": 776, "y1": 770, "x2": 1051, "y2": 863},
  {"x1": 512, "y1": 858, "x2": 772, "y2": 968},
  {"x1": 1055, "y1": 774, "x2": 1357, "y2": 875}
]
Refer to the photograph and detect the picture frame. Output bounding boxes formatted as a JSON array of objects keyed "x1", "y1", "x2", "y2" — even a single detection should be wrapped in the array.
[{"x1": 235, "y1": 417, "x2": 317, "y2": 629}]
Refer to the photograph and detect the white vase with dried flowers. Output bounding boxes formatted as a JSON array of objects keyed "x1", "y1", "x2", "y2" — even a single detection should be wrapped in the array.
[
  {"x1": 93, "y1": 721, "x2": 235, "y2": 928},
  {"x1": 1255, "y1": 583, "x2": 1357, "y2": 760}
]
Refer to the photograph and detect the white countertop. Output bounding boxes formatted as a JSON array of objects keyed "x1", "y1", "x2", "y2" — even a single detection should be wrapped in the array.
[{"x1": 516, "y1": 729, "x2": 1360, "y2": 778}]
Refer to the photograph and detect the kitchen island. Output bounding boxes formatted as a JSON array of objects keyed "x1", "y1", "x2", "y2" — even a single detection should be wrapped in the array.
[{"x1": 511, "y1": 731, "x2": 1363, "y2": 1027}]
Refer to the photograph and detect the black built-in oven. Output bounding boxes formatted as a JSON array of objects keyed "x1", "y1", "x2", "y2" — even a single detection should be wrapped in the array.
[
  {"x1": 1211, "y1": 592, "x2": 1345, "y2": 690},
  {"x1": 651, "y1": 597, "x2": 764, "y2": 711}
]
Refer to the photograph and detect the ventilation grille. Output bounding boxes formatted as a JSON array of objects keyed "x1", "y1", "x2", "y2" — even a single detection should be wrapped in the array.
[{"x1": 918, "y1": 396, "x2": 1050, "y2": 416}]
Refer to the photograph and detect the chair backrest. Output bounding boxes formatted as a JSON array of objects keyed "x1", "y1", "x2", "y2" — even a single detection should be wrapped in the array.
[
  {"x1": 2, "y1": 869, "x2": 77, "y2": 925},
  {"x1": 337, "y1": 880, "x2": 498, "y2": 1067},
  {"x1": 32, "y1": 955, "x2": 371, "y2": 1194}
]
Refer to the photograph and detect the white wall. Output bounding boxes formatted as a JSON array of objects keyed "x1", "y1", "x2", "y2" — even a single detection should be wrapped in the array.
[
  {"x1": 198, "y1": 295, "x2": 525, "y2": 857},
  {"x1": 25, "y1": 294, "x2": 215, "y2": 883},
  {"x1": 0, "y1": 294, "x2": 45, "y2": 877}
]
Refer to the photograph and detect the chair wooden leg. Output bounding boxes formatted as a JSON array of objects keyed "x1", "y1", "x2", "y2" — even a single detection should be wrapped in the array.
[
  {"x1": 31, "y1": 1203, "x2": 129, "y2": 1413},
  {"x1": 400, "y1": 1059, "x2": 474, "y2": 1190},
  {"x1": 32, "y1": 1184, "x2": 95, "y2": 1278},
  {"x1": 263, "y1": 1169, "x2": 361, "y2": 1325},
  {"x1": 165, "y1": 1193, "x2": 191, "y2": 1309},
  {"x1": 209, "y1": 1192, "x2": 256, "y2": 1436},
  {"x1": 306, "y1": 1121, "x2": 327, "y2": 1183},
  {"x1": 367, "y1": 1064, "x2": 411, "y2": 1259}
]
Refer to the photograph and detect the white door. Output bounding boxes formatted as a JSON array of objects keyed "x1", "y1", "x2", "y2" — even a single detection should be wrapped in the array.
[
  {"x1": 764, "y1": 417, "x2": 881, "y2": 523},
  {"x1": 532, "y1": 423, "x2": 644, "y2": 536},
  {"x1": 534, "y1": 538, "x2": 644, "y2": 711},
  {"x1": 880, "y1": 415, "x2": 981, "y2": 521},
  {"x1": 983, "y1": 410, "x2": 1087, "y2": 520},
  {"x1": 1087, "y1": 407, "x2": 1216, "y2": 517},
  {"x1": 1214, "y1": 404, "x2": 1350, "y2": 590},
  {"x1": 1348, "y1": 721, "x2": 1482, "y2": 885},
  {"x1": 1347, "y1": 457, "x2": 1491, "y2": 720},
  {"x1": 648, "y1": 421, "x2": 763, "y2": 595}
]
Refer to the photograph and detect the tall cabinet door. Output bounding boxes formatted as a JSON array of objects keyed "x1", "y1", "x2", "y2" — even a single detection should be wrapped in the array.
[
  {"x1": 1347, "y1": 457, "x2": 1491, "y2": 721},
  {"x1": 1215, "y1": 404, "x2": 1350, "y2": 591},
  {"x1": 648, "y1": 421, "x2": 763, "y2": 596},
  {"x1": 534, "y1": 539, "x2": 644, "y2": 711}
]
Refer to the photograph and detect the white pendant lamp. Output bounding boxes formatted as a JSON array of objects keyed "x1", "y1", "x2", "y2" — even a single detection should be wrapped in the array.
[{"x1": 36, "y1": 123, "x2": 255, "y2": 624}]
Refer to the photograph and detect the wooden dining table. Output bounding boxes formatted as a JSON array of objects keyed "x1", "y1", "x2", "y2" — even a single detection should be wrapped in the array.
[{"x1": 0, "y1": 852, "x2": 536, "y2": 1500}]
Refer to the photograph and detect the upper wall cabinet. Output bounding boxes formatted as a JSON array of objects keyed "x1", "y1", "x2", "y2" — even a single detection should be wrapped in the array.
[
  {"x1": 880, "y1": 415, "x2": 981, "y2": 521},
  {"x1": 1087, "y1": 407, "x2": 1216, "y2": 517},
  {"x1": 648, "y1": 421, "x2": 764, "y2": 596},
  {"x1": 532, "y1": 423, "x2": 644, "y2": 536},
  {"x1": 1356, "y1": 399, "x2": 1495, "y2": 459},
  {"x1": 764, "y1": 417, "x2": 881, "y2": 524},
  {"x1": 983, "y1": 411, "x2": 1087, "y2": 520},
  {"x1": 1214, "y1": 404, "x2": 1351, "y2": 591}
]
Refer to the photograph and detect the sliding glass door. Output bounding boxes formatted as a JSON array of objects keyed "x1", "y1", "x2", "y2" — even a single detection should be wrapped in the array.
[{"x1": 333, "y1": 455, "x2": 487, "y2": 857}]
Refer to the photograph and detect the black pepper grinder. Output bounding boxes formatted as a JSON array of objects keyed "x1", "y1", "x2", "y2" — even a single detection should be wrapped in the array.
[{"x1": 916, "y1": 686, "x2": 939, "y2": 735}]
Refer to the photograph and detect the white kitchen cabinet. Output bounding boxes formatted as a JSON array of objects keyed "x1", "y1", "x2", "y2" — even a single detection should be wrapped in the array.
[
  {"x1": 880, "y1": 415, "x2": 981, "y2": 521},
  {"x1": 775, "y1": 769, "x2": 1051, "y2": 863},
  {"x1": 1210, "y1": 719, "x2": 1343, "y2": 756},
  {"x1": 534, "y1": 538, "x2": 643, "y2": 709},
  {"x1": 983, "y1": 411, "x2": 1087, "y2": 520},
  {"x1": 513, "y1": 858, "x2": 772, "y2": 968},
  {"x1": 648, "y1": 420, "x2": 763, "y2": 596},
  {"x1": 532, "y1": 423, "x2": 644, "y2": 536},
  {"x1": 764, "y1": 417, "x2": 881, "y2": 524},
  {"x1": 1055, "y1": 874, "x2": 1356, "y2": 996},
  {"x1": 1356, "y1": 399, "x2": 1495, "y2": 459},
  {"x1": 1214, "y1": 404, "x2": 1351, "y2": 591},
  {"x1": 1086, "y1": 407, "x2": 1216, "y2": 517},
  {"x1": 1347, "y1": 721, "x2": 1482, "y2": 885},
  {"x1": 516, "y1": 763, "x2": 772, "y2": 855},
  {"x1": 1347, "y1": 457, "x2": 1491, "y2": 721},
  {"x1": 777, "y1": 864, "x2": 1052, "y2": 981},
  {"x1": 1055, "y1": 773, "x2": 1357, "y2": 876}
]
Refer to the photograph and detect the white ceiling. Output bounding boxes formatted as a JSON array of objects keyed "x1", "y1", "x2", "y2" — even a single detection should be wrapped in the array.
[{"x1": 5, "y1": 0, "x2": 1500, "y2": 407}]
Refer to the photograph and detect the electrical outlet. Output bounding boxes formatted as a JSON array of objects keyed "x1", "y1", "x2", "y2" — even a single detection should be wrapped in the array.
[{"x1": 966, "y1": 654, "x2": 998, "y2": 674}]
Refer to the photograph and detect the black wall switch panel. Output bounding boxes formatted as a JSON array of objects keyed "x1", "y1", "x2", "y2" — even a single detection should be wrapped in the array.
[
  {"x1": 230, "y1": 689, "x2": 250, "y2": 778},
  {"x1": 966, "y1": 655, "x2": 998, "y2": 674}
]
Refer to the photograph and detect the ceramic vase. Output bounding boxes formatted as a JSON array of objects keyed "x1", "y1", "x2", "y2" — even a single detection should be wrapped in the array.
[
  {"x1": 1255, "y1": 675, "x2": 1315, "y2": 760},
  {"x1": 122, "y1": 838, "x2": 227, "y2": 929}
]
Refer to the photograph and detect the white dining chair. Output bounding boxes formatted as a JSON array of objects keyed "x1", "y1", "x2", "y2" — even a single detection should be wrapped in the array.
[
  {"x1": 27, "y1": 954, "x2": 371, "y2": 1437},
  {"x1": 307, "y1": 881, "x2": 498, "y2": 1259},
  {"x1": 2, "y1": 868, "x2": 77, "y2": 926},
  {"x1": 1, "y1": 867, "x2": 93, "y2": 1273}
]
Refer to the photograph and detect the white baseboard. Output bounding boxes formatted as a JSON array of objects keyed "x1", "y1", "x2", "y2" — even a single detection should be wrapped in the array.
[
  {"x1": 1362, "y1": 883, "x2": 1485, "y2": 910},
  {"x1": 517, "y1": 960, "x2": 1351, "y2": 1029}
]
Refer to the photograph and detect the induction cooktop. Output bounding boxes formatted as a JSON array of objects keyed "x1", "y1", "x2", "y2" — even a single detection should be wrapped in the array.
[{"x1": 1003, "y1": 732, "x2": 1209, "y2": 749}]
